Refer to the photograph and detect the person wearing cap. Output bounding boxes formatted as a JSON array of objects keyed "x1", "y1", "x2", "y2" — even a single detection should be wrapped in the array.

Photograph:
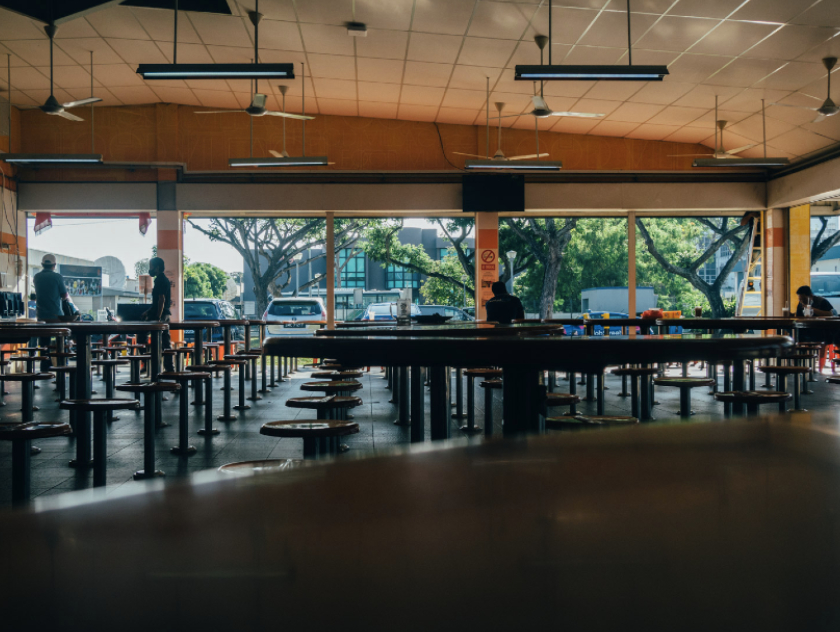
[
  {"x1": 33, "y1": 253, "x2": 69, "y2": 371},
  {"x1": 141, "y1": 256, "x2": 175, "y2": 372}
]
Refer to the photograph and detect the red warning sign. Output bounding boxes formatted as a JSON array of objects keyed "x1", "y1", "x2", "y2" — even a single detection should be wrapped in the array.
[{"x1": 481, "y1": 249, "x2": 496, "y2": 263}]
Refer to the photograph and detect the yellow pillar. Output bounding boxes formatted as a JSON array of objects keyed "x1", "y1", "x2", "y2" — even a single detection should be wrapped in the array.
[
  {"x1": 789, "y1": 204, "x2": 810, "y2": 310},
  {"x1": 474, "y1": 212, "x2": 498, "y2": 321},
  {"x1": 627, "y1": 212, "x2": 636, "y2": 318},
  {"x1": 325, "y1": 213, "x2": 335, "y2": 330}
]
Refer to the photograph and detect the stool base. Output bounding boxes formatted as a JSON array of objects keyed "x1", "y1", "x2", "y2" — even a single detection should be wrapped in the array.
[
  {"x1": 233, "y1": 404, "x2": 251, "y2": 411},
  {"x1": 170, "y1": 445, "x2": 197, "y2": 456},
  {"x1": 133, "y1": 469, "x2": 165, "y2": 480},
  {"x1": 197, "y1": 428, "x2": 220, "y2": 436},
  {"x1": 68, "y1": 458, "x2": 94, "y2": 468}
]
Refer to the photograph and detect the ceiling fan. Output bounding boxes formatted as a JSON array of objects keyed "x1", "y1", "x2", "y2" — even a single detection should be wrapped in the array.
[
  {"x1": 454, "y1": 102, "x2": 549, "y2": 161},
  {"x1": 39, "y1": 24, "x2": 101, "y2": 121},
  {"x1": 268, "y1": 85, "x2": 334, "y2": 163},
  {"x1": 196, "y1": 92, "x2": 312, "y2": 119},
  {"x1": 516, "y1": 36, "x2": 605, "y2": 120},
  {"x1": 770, "y1": 57, "x2": 837, "y2": 123},
  {"x1": 670, "y1": 96, "x2": 756, "y2": 159}
]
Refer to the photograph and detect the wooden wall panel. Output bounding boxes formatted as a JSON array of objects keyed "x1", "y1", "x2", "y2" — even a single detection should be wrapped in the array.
[{"x1": 13, "y1": 103, "x2": 712, "y2": 181}]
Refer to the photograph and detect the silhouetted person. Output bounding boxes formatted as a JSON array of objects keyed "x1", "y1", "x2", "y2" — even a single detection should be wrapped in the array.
[
  {"x1": 795, "y1": 284, "x2": 837, "y2": 373},
  {"x1": 485, "y1": 281, "x2": 525, "y2": 325},
  {"x1": 142, "y1": 257, "x2": 175, "y2": 372},
  {"x1": 33, "y1": 253, "x2": 69, "y2": 371}
]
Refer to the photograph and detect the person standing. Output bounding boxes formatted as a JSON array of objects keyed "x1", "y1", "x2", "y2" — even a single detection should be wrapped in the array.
[
  {"x1": 485, "y1": 281, "x2": 525, "y2": 325},
  {"x1": 33, "y1": 253, "x2": 69, "y2": 371},
  {"x1": 142, "y1": 257, "x2": 175, "y2": 372}
]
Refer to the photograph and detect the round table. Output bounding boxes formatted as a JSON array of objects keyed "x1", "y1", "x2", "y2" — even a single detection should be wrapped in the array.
[
  {"x1": 215, "y1": 319, "x2": 248, "y2": 357},
  {"x1": 315, "y1": 323, "x2": 564, "y2": 337},
  {"x1": 264, "y1": 333, "x2": 792, "y2": 440},
  {"x1": 169, "y1": 321, "x2": 220, "y2": 405},
  {"x1": 61, "y1": 322, "x2": 169, "y2": 468}
]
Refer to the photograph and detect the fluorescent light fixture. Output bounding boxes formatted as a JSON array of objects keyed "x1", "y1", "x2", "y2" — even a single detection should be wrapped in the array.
[
  {"x1": 1, "y1": 153, "x2": 103, "y2": 164},
  {"x1": 515, "y1": 64, "x2": 668, "y2": 81},
  {"x1": 136, "y1": 63, "x2": 295, "y2": 80},
  {"x1": 464, "y1": 159, "x2": 563, "y2": 171},
  {"x1": 692, "y1": 157, "x2": 790, "y2": 168},
  {"x1": 229, "y1": 156, "x2": 330, "y2": 168}
]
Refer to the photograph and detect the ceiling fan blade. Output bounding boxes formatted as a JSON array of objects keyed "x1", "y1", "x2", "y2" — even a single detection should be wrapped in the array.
[
  {"x1": 725, "y1": 144, "x2": 757, "y2": 155},
  {"x1": 251, "y1": 93, "x2": 267, "y2": 109},
  {"x1": 813, "y1": 113, "x2": 828, "y2": 123},
  {"x1": 550, "y1": 111, "x2": 604, "y2": 118},
  {"x1": 507, "y1": 153, "x2": 550, "y2": 161},
  {"x1": 453, "y1": 152, "x2": 487, "y2": 159},
  {"x1": 531, "y1": 95, "x2": 549, "y2": 111},
  {"x1": 57, "y1": 110, "x2": 84, "y2": 122},
  {"x1": 63, "y1": 97, "x2": 102, "y2": 109},
  {"x1": 769, "y1": 102, "x2": 819, "y2": 111},
  {"x1": 195, "y1": 110, "x2": 248, "y2": 114},
  {"x1": 269, "y1": 150, "x2": 282, "y2": 157},
  {"x1": 668, "y1": 153, "x2": 714, "y2": 157},
  {"x1": 263, "y1": 110, "x2": 315, "y2": 120}
]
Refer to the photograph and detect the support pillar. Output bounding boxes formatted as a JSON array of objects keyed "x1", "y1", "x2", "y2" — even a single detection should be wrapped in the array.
[
  {"x1": 789, "y1": 204, "x2": 810, "y2": 311},
  {"x1": 156, "y1": 183, "x2": 183, "y2": 341},
  {"x1": 474, "y1": 212, "x2": 498, "y2": 321},
  {"x1": 326, "y1": 212, "x2": 335, "y2": 330},
  {"x1": 628, "y1": 211, "x2": 636, "y2": 319}
]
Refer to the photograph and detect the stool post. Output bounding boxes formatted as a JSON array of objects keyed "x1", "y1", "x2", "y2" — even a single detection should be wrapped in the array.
[
  {"x1": 302, "y1": 436, "x2": 319, "y2": 459},
  {"x1": 484, "y1": 383, "x2": 493, "y2": 437},
  {"x1": 22, "y1": 379, "x2": 34, "y2": 423},
  {"x1": 465, "y1": 375, "x2": 476, "y2": 430},
  {"x1": 778, "y1": 374, "x2": 788, "y2": 412},
  {"x1": 93, "y1": 410, "x2": 107, "y2": 487},
  {"x1": 11, "y1": 439, "x2": 31, "y2": 505},
  {"x1": 428, "y1": 366, "x2": 451, "y2": 441},
  {"x1": 748, "y1": 360, "x2": 756, "y2": 391},
  {"x1": 585, "y1": 373, "x2": 595, "y2": 402},
  {"x1": 397, "y1": 366, "x2": 409, "y2": 425},
  {"x1": 454, "y1": 368, "x2": 464, "y2": 419},
  {"x1": 198, "y1": 376, "x2": 218, "y2": 436},
  {"x1": 248, "y1": 357, "x2": 260, "y2": 401},
  {"x1": 234, "y1": 363, "x2": 250, "y2": 411},
  {"x1": 134, "y1": 392, "x2": 161, "y2": 479},
  {"x1": 410, "y1": 365, "x2": 425, "y2": 442},
  {"x1": 596, "y1": 373, "x2": 605, "y2": 416},
  {"x1": 171, "y1": 377, "x2": 197, "y2": 455},
  {"x1": 630, "y1": 374, "x2": 639, "y2": 419},
  {"x1": 260, "y1": 352, "x2": 268, "y2": 392},
  {"x1": 640, "y1": 373, "x2": 652, "y2": 421},
  {"x1": 568, "y1": 373, "x2": 577, "y2": 415},
  {"x1": 679, "y1": 387, "x2": 691, "y2": 418},
  {"x1": 269, "y1": 355, "x2": 277, "y2": 386},
  {"x1": 218, "y1": 368, "x2": 235, "y2": 421}
]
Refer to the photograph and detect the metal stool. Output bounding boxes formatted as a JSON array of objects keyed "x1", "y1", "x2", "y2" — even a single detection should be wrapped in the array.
[
  {"x1": 652, "y1": 377, "x2": 716, "y2": 418},
  {"x1": 160, "y1": 371, "x2": 212, "y2": 456},
  {"x1": 479, "y1": 378, "x2": 502, "y2": 436},
  {"x1": 260, "y1": 419, "x2": 359, "y2": 459},
  {"x1": 714, "y1": 391, "x2": 792, "y2": 416},
  {"x1": 0, "y1": 422, "x2": 71, "y2": 504},
  {"x1": 116, "y1": 381, "x2": 180, "y2": 479}
]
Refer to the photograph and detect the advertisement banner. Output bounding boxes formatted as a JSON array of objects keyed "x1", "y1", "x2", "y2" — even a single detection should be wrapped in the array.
[{"x1": 60, "y1": 264, "x2": 103, "y2": 297}]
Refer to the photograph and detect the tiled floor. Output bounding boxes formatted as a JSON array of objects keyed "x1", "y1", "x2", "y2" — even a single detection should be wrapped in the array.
[{"x1": 1, "y1": 362, "x2": 838, "y2": 507}]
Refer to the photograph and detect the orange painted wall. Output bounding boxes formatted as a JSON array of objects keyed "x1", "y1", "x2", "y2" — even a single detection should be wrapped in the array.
[{"x1": 12, "y1": 103, "x2": 710, "y2": 181}]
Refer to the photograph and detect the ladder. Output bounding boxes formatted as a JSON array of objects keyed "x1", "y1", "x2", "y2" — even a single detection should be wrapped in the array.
[{"x1": 737, "y1": 214, "x2": 763, "y2": 317}]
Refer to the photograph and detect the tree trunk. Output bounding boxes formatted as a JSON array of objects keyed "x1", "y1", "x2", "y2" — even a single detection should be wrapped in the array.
[
  {"x1": 706, "y1": 292, "x2": 726, "y2": 318},
  {"x1": 254, "y1": 279, "x2": 271, "y2": 319},
  {"x1": 539, "y1": 254, "x2": 563, "y2": 319}
]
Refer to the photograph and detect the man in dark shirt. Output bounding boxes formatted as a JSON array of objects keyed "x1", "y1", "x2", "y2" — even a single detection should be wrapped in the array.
[
  {"x1": 33, "y1": 253, "x2": 69, "y2": 370},
  {"x1": 485, "y1": 281, "x2": 525, "y2": 325},
  {"x1": 142, "y1": 257, "x2": 174, "y2": 372},
  {"x1": 795, "y1": 285, "x2": 836, "y2": 373}
]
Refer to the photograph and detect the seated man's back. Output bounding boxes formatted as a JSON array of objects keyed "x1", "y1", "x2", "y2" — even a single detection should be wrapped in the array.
[{"x1": 485, "y1": 294, "x2": 525, "y2": 325}]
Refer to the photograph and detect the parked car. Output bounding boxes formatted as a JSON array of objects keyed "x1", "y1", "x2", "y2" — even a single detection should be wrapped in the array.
[
  {"x1": 417, "y1": 305, "x2": 474, "y2": 321},
  {"x1": 263, "y1": 297, "x2": 327, "y2": 337},
  {"x1": 809, "y1": 272, "x2": 840, "y2": 299},
  {"x1": 361, "y1": 302, "x2": 421, "y2": 321},
  {"x1": 463, "y1": 307, "x2": 475, "y2": 319},
  {"x1": 183, "y1": 298, "x2": 244, "y2": 342}
]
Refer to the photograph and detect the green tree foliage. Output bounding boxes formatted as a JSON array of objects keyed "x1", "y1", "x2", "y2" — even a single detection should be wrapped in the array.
[
  {"x1": 190, "y1": 262, "x2": 229, "y2": 297},
  {"x1": 420, "y1": 251, "x2": 474, "y2": 307},
  {"x1": 183, "y1": 265, "x2": 211, "y2": 298}
]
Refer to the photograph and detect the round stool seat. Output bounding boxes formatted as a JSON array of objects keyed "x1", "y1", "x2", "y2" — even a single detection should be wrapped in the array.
[
  {"x1": 612, "y1": 367, "x2": 658, "y2": 376},
  {"x1": 188, "y1": 364, "x2": 230, "y2": 374},
  {"x1": 758, "y1": 365, "x2": 810, "y2": 375},
  {"x1": 653, "y1": 377, "x2": 715, "y2": 388},
  {"x1": 174, "y1": 348, "x2": 194, "y2": 355},
  {"x1": 59, "y1": 398, "x2": 141, "y2": 412},
  {"x1": 211, "y1": 358, "x2": 248, "y2": 366},
  {"x1": 218, "y1": 459, "x2": 307, "y2": 475},
  {"x1": 49, "y1": 352, "x2": 77, "y2": 360},
  {"x1": 160, "y1": 371, "x2": 211, "y2": 382},
  {"x1": 10, "y1": 355, "x2": 50, "y2": 363},
  {"x1": 546, "y1": 416, "x2": 597, "y2": 430},
  {"x1": 286, "y1": 395, "x2": 362, "y2": 410},
  {"x1": 162, "y1": 350, "x2": 179, "y2": 356},
  {"x1": 714, "y1": 391, "x2": 792, "y2": 405},
  {"x1": 480, "y1": 378, "x2": 503, "y2": 389},
  {"x1": 779, "y1": 353, "x2": 815, "y2": 361},
  {"x1": 126, "y1": 354, "x2": 151, "y2": 361},
  {"x1": 300, "y1": 380, "x2": 362, "y2": 393},
  {"x1": 464, "y1": 368, "x2": 502, "y2": 378},
  {"x1": 570, "y1": 414, "x2": 639, "y2": 425},
  {"x1": 0, "y1": 421, "x2": 72, "y2": 441},
  {"x1": 826, "y1": 377, "x2": 840, "y2": 385},
  {"x1": 310, "y1": 370, "x2": 363, "y2": 379},
  {"x1": 92, "y1": 359, "x2": 129, "y2": 367},
  {"x1": 17, "y1": 347, "x2": 47, "y2": 353},
  {"x1": 545, "y1": 392, "x2": 581, "y2": 407},
  {"x1": 260, "y1": 419, "x2": 359, "y2": 439},
  {"x1": 796, "y1": 342, "x2": 823, "y2": 349},
  {"x1": 116, "y1": 382, "x2": 180, "y2": 394},
  {"x1": 0, "y1": 372, "x2": 54, "y2": 383}
]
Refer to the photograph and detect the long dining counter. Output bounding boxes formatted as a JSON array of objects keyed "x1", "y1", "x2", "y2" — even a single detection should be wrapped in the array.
[{"x1": 264, "y1": 332, "x2": 793, "y2": 438}]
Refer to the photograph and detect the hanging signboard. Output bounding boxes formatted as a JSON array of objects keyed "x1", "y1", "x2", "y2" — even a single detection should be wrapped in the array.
[{"x1": 60, "y1": 264, "x2": 103, "y2": 297}]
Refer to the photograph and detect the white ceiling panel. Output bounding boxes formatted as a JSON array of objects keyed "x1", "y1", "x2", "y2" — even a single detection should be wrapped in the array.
[{"x1": 1, "y1": 0, "x2": 838, "y2": 164}]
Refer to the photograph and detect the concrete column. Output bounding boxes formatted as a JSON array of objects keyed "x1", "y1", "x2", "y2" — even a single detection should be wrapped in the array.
[
  {"x1": 156, "y1": 182, "x2": 183, "y2": 335},
  {"x1": 627, "y1": 212, "x2": 636, "y2": 318},
  {"x1": 474, "y1": 212, "x2": 498, "y2": 321},
  {"x1": 326, "y1": 212, "x2": 335, "y2": 330},
  {"x1": 789, "y1": 204, "x2": 811, "y2": 309},
  {"x1": 765, "y1": 208, "x2": 787, "y2": 316}
]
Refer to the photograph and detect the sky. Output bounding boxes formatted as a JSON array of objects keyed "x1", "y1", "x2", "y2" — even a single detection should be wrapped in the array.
[{"x1": 27, "y1": 216, "x2": 442, "y2": 279}]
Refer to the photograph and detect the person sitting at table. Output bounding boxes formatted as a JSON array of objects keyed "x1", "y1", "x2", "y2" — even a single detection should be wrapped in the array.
[
  {"x1": 485, "y1": 281, "x2": 525, "y2": 325},
  {"x1": 796, "y1": 285, "x2": 837, "y2": 373},
  {"x1": 141, "y1": 257, "x2": 175, "y2": 373}
]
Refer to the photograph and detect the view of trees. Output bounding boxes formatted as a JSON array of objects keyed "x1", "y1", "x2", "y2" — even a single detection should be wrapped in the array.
[{"x1": 184, "y1": 261, "x2": 229, "y2": 299}]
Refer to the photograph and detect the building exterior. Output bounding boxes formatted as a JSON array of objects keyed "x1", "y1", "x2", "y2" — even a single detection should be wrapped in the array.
[
  {"x1": 241, "y1": 228, "x2": 474, "y2": 317},
  {"x1": 581, "y1": 287, "x2": 658, "y2": 315}
]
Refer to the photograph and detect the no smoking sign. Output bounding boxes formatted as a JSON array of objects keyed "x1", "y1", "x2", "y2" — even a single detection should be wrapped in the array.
[{"x1": 481, "y1": 249, "x2": 496, "y2": 264}]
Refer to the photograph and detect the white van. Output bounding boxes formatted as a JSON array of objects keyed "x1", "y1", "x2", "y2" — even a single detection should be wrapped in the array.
[{"x1": 263, "y1": 297, "x2": 327, "y2": 337}]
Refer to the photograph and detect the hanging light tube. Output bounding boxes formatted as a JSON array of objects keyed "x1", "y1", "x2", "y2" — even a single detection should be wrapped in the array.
[
  {"x1": 692, "y1": 157, "x2": 790, "y2": 168},
  {"x1": 1, "y1": 154, "x2": 103, "y2": 164},
  {"x1": 464, "y1": 159, "x2": 562, "y2": 171},
  {"x1": 229, "y1": 157, "x2": 329, "y2": 167}
]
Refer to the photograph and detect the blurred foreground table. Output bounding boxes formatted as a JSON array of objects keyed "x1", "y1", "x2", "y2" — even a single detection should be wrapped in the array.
[{"x1": 2, "y1": 414, "x2": 840, "y2": 630}]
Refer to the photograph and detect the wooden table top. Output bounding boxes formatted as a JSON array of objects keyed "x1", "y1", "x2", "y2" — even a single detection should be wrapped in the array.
[
  {"x1": 316, "y1": 323, "x2": 563, "y2": 337},
  {"x1": 265, "y1": 333, "x2": 791, "y2": 371},
  {"x1": 793, "y1": 318, "x2": 840, "y2": 329},
  {"x1": 215, "y1": 319, "x2": 249, "y2": 326},
  {"x1": 5, "y1": 414, "x2": 840, "y2": 629},
  {"x1": 60, "y1": 321, "x2": 169, "y2": 334},
  {"x1": 168, "y1": 321, "x2": 220, "y2": 330},
  {"x1": 656, "y1": 317, "x2": 806, "y2": 329},
  {"x1": 0, "y1": 326, "x2": 71, "y2": 343}
]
